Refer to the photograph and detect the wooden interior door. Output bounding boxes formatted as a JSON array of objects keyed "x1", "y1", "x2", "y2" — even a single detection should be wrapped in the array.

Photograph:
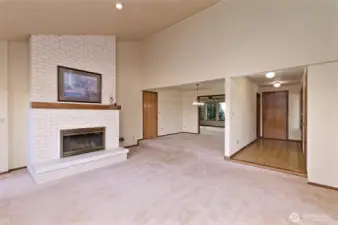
[
  {"x1": 143, "y1": 91, "x2": 158, "y2": 139},
  {"x1": 256, "y1": 93, "x2": 261, "y2": 138},
  {"x1": 262, "y1": 91, "x2": 288, "y2": 139}
]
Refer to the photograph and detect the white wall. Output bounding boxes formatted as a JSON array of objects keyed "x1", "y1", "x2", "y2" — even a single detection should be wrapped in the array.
[
  {"x1": 307, "y1": 62, "x2": 338, "y2": 188},
  {"x1": 157, "y1": 89, "x2": 182, "y2": 136},
  {"x1": 259, "y1": 84, "x2": 302, "y2": 140},
  {"x1": 182, "y1": 87, "x2": 225, "y2": 133},
  {"x1": 225, "y1": 77, "x2": 258, "y2": 157},
  {"x1": 0, "y1": 41, "x2": 9, "y2": 172},
  {"x1": 8, "y1": 42, "x2": 29, "y2": 169},
  {"x1": 182, "y1": 90, "x2": 198, "y2": 133},
  {"x1": 142, "y1": 0, "x2": 338, "y2": 89},
  {"x1": 116, "y1": 42, "x2": 143, "y2": 147}
]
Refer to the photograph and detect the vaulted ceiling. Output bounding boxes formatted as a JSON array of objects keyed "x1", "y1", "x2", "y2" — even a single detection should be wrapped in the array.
[{"x1": 0, "y1": 0, "x2": 220, "y2": 41}]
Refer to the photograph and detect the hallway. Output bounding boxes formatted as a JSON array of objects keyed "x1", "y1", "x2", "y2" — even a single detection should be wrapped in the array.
[{"x1": 231, "y1": 139, "x2": 306, "y2": 176}]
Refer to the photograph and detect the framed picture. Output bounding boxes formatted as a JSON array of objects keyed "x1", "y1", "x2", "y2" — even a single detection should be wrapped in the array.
[{"x1": 58, "y1": 66, "x2": 102, "y2": 103}]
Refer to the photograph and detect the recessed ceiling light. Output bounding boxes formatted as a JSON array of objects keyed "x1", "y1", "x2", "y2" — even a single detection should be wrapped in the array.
[
  {"x1": 266, "y1": 72, "x2": 275, "y2": 78},
  {"x1": 116, "y1": 2, "x2": 123, "y2": 10},
  {"x1": 273, "y1": 82, "x2": 281, "y2": 88}
]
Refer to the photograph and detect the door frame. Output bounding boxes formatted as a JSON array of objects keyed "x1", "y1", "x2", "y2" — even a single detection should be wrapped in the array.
[
  {"x1": 197, "y1": 106, "x2": 201, "y2": 134},
  {"x1": 302, "y1": 68, "x2": 308, "y2": 174},
  {"x1": 256, "y1": 93, "x2": 261, "y2": 138},
  {"x1": 262, "y1": 90, "x2": 289, "y2": 140},
  {"x1": 142, "y1": 91, "x2": 158, "y2": 139}
]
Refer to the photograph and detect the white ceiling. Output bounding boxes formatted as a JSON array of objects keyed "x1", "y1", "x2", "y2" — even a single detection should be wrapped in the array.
[
  {"x1": 0, "y1": 0, "x2": 220, "y2": 41},
  {"x1": 248, "y1": 67, "x2": 305, "y2": 87},
  {"x1": 170, "y1": 79, "x2": 225, "y2": 91}
]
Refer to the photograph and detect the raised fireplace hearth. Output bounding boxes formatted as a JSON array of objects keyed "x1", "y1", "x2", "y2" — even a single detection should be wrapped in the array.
[{"x1": 61, "y1": 127, "x2": 105, "y2": 157}]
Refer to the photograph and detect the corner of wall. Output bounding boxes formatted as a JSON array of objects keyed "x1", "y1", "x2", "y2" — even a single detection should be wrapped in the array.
[
  {"x1": 0, "y1": 40, "x2": 9, "y2": 172},
  {"x1": 227, "y1": 76, "x2": 257, "y2": 156}
]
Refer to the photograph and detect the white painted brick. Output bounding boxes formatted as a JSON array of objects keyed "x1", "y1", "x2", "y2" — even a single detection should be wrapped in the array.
[
  {"x1": 29, "y1": 109, "x2": 119, "y2": 163},
  {"x1": 29, "y1": 35, "x2": 117, "y2": 164}
]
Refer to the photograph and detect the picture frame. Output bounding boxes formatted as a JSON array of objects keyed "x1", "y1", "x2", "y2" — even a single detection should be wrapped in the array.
[{"x1": 57, "y1": 66, "x2": 102, "y2": 103}]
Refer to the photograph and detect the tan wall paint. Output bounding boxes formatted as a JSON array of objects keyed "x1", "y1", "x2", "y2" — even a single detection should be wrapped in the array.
[
  {"x1": 8, "y1": 42, "x2": 29, "y2": 169},
  {"x1": 0, "y1": 41, "x2": 29, "y2": 171},
  {"x1": 142, "y1": 0, "x2": 338, "y2": 89},
  {"x1": 226, "y1": 77, "x2": 258, "y2": 157},
  {"x1": 308, "y1": 62, "x2": 338, "y2": 188},
  {"x1": 157, "y1": 89, "x2": 183, "y2": 136},
  {"x1": 116, "y1": 42, "x2": 143, "y2": 147},
  {"x1": 0, "y1": 41, "x2": 9, "y2": 172}
]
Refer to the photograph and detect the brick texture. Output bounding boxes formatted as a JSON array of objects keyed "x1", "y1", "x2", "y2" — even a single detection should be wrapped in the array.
[{"x1": 29, "y1": 35, "x2": 118, "y2": 163}]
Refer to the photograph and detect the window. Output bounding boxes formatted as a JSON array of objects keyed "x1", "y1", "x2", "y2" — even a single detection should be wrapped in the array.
[
  {"x1": 198, "y1": 95, "x2": 225, "y2": 125},
  {"x1": 199, "y1": 105, "x2": 205, "y2": 120},
  {"x1": 218, "y1": 102, "x2": 225, "y2": 121},
  {"x1": 207, "y1": 103, "x2": 217, "y2": 120}
]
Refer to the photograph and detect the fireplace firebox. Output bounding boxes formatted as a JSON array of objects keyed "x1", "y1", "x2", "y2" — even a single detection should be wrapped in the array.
[{"x1": 60, "y1": 127, "x2": 105, "y2": 158}]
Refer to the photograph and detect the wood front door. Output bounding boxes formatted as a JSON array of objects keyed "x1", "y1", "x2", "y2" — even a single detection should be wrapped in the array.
[
  {"x1": 262, "y1": 91, "x2": 288, "y2": 139},
  {"x1": 143, "y1": 91, "x2": 158, "y2": 139}
]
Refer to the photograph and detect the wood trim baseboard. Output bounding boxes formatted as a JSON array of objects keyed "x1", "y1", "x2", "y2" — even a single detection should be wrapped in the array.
[
  {"x1": 31, "y1": 102, "x2": 121, "y2": 110},
  {"x1": 157, "y1": 132, "x2": 183, "y2": 138},
  {"x1": 199, "y1": 125, "x2": 225, "y2": 128},
  {"x1": 125, "y1": 139, "x2": 143, "y2": 148},
  {"x1": 158, "y1": 132, "x2": 199, "y2": 137},
  {"x1": 0, "y1": 166, "x2": 27, "y2": 176},
  {"x1": 224, "y1": 156, "x2": 231, "y2": 161},
  {"x1": 263, "y1": 137, "x2": 301, "y2": 143},
  {"x1": 308, "y1": 182, "x2": 338, "y2": 191},
  {"x1": 9, "y1": 166, "x2": 27, "y2": 172},
  {"x1": 124, "y1": 144, "x2": 139, "y2": 148},
  {"x1": 0, "y1": 171, "x2": 8, "y2": 176},
  {"x1": 181, "y1": 132, "x2": 199, "y2": 135},
  {"x1": 230, "y1": 138, "x2": 258, "y2": 159}
]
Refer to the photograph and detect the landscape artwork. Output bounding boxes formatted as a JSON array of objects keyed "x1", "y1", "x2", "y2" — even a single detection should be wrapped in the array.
[{"x1": 58, "y1": 66, "x2": 102, "y2": 103}]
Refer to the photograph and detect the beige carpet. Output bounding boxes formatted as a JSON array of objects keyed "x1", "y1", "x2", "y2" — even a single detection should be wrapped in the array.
[{"x1": 0, "y1": 133, "x2": 337, "y2": 225}]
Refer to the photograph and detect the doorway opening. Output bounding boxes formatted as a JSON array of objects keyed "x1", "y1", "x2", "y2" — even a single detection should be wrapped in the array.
[
  {"x1": 140, "y1": 79, "x2": 225, "y2": 157},
  {"x1": 231, "y1": 67, "x2": 307, "y2": 176}
]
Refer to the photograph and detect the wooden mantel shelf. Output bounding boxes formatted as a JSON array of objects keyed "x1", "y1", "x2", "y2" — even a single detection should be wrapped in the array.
[{"x1": 31, "y1": 102, "x2": 121, "y2": 110}]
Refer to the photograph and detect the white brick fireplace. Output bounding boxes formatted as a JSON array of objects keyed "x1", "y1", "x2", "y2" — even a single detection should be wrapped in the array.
[{"x1": 28, "y1": 35, "x2": 128, "y2": 184}]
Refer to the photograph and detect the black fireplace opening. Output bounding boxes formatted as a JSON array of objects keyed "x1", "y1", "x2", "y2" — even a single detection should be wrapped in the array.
[{"x1": 61, "y1": 127, "x2": 105, "y2": 158}]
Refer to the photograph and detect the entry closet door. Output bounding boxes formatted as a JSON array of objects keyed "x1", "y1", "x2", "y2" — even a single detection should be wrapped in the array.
[
  {"x1": 143, "y1": 91, "x2": 158, "y2": 139},
  {"x1": 262, "y1": 91, "x2": 288, "y2": 139}
]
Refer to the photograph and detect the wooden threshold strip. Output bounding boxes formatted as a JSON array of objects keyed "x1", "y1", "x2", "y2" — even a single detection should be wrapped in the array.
[
  {"x1": 230, "y1": 158, "x2": 307, "y2": 178},
  {"x1": 31, "y1": 102, "x2": 121, "y2": 110}
]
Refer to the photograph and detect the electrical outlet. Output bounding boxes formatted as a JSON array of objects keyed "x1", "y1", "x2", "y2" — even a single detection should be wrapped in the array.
[{"x1": 237, "y1": 140, "x2": 239, "y2": 144}]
